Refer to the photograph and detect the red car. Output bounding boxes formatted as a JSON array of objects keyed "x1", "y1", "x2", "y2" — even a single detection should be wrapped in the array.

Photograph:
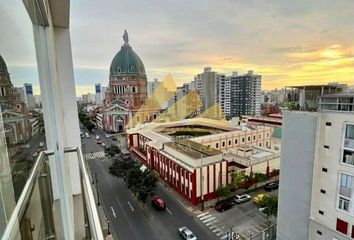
[
  {"x1": 151, "y1": 196, "x2": 166, "y2": 210},
  {"x1": 96, "y1": 140, "x2": 102, "y2": 144}
]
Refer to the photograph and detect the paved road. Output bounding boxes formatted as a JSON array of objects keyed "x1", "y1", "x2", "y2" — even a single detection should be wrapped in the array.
[
  {"x1": 10, "y1": 134, "x2": 46, "y2": 162},
  {"x1": 81, "y1": 129, "x2": 216, "y2": 240},
  {"x1": 196, "y1": 191, "x2": 278, "y2": 239}
]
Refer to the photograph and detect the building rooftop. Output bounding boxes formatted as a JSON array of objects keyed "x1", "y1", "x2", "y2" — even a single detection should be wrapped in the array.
[{"x1": 164, "y1": 140, "x2": 222, "y2": 159}]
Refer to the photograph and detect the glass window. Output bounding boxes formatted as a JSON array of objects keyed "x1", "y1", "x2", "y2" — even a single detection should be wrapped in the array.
[
  {"x1": 346, "y1": 124, "x2": 354, "y2": 139},
  {"x1": 338, "y1": 197, "x2": 350, "y2": 212},
  {"x1": 341, "y1": 173, "x2": 353, "y2": 189},
  {"x1": 215, "y1": 143, "x2": 219, "y2": 148}
]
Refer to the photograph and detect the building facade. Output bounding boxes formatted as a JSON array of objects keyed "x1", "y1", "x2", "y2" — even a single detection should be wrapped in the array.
[
  {"x1": 101, "y1": 31, "x2": 160, "y2": 132},
  {"x1": 127, "y1": 118, "x2": 272, "y2": 205},
  {"x1": 0, "y1": 54, "x2": 31, "y2": 146},
  {"x1": 230, "y1": 70, "x2": 261, "y2": 117},
  {"x1": 277, "y1": 93, "x2": 354, "y2": 240},
  {"x1": 196, "y1": 67, "x2": 218, "y2": 115},
  {"x1": 217, "y1": 74, "x2": 231, "y2": 118}
]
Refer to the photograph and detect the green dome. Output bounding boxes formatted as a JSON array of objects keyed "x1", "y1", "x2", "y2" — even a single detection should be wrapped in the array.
[
  {"x1": 0, "y1": 54, "x2": 8, "y2": 74},
  {"x1": 110, "y1": 44, "x2": 146, "y2": 77}
]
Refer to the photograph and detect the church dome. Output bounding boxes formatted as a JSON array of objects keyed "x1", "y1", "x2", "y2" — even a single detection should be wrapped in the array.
[
  {"x1": 109, "y1": 31, "x2": 146, "y2": 77},
  {"x1": 0, "y1": 54, "x2": 9, "y2": 74}
]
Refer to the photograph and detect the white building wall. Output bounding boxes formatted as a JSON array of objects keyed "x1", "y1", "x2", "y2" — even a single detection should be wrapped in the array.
[{"x1": 276, "y1": 111, "x2": 318, "y2": 240}]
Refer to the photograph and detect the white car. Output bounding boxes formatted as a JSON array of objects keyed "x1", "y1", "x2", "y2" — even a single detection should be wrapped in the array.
[
  {"x1": 106, "y1": 134, "x2": 110, "y2": 138},
  {"x1": 39, "y1": 141, "x2": 45, "y2": 147},
  {"x1": 101, "y1": 143, "x2": 106, "y2": 147},
  {"x1": 178, "y1": 227, "x2": 197, "y2": 240},
  {"x1": 95, "y1": 135, "x2": 100, "y2": 140},
  {"x1": 24, "y1": 144, "x2": 30, "y2": 149},
  {"x1": 234, "y1": 194, "x2": 251, "y2": 204}
]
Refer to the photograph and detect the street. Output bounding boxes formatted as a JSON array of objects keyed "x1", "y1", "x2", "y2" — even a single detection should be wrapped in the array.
[{"x1": 81, "y1": 129, "x2": 217, "y2": 240}]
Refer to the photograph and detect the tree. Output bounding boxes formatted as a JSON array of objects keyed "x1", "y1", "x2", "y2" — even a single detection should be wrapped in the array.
[
  {"x1": 106, "y1": 145, "x2": 121, "y2": 157},
  {"x1": 253, "y1": 173, "x2": 268, "y2": 187},
  {"x1": 109, "y1": 156, "x2": 138, "y2": 179},
  {"x1": 259, "y1": 195, "x2": 278, "y2": 227},
  {"x1": 230, "y1": 170, "x2": 247, "y2": 190},
  {"x1": 109, "y1": 157, "x2": 159, "y2": 204},
  {"x1": 137, "y1": 170, "x2": 159, "y2": 203},
  {"x1": 216, "y1": 185, "x2": 231, "y2": 202}
]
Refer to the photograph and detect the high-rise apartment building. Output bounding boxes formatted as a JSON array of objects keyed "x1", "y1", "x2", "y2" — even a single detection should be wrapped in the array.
[
  {"x1": 277, "y1": 92, "x2": 354, "y2": 240},
  {"x1": 147, "y1": 78, "x2": 160, "y2": 98},
  {"x1": 195, "y1": 67, "x2": 218, "y2": 117},
  {"x1": 230, "y1": 70, "x2": 261, "y2": 117},
  {"x1": 95, "y1": 83, "x2": 103, "y2": 105},
  {"x1": 217, "y1": 73, "x2": 231, "y2": 117}
]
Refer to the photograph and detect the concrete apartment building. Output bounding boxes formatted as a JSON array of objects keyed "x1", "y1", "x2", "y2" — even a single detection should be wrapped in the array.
[
  {"x1": 277, "y1": 92, "x2": 354, "y2": 240},
  {"x1": 196, "y1": 67, "x2": 218, "y2": 114},
  {"x1": 230, "y1": 70, "x2": 261, "y2": 117},
  {"x1": 217, "y1": 73, "x2": 231, "y2": 117}
]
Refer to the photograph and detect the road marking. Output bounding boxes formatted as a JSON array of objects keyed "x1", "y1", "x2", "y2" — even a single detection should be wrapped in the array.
[
  {"x1": 110, "y1": 206, "x2": 116, "y2": 218},
  {"x1": 203, "y1": 217, "x2": 216, "y2": 223},
  {"x1": 200, "y1": 214, "x2": 212, "y2": 220},
  {"x1": 197, "y1": 211, "x2": 209, "y2": 218},
  {"x1": 127, "y1": 201, "x2": 135, "y2": 212},
  {"x1": 166, "y1": 207, "x2": 172, "y2": 215}
]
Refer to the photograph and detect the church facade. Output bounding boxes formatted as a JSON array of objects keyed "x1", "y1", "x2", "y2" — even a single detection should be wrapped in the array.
[
  {"x1": 101, "y1": 31, "x2": 160, "y2": 133},
  {"x1": 0, "y1": 54, "x2": 31, "y2": 146}
]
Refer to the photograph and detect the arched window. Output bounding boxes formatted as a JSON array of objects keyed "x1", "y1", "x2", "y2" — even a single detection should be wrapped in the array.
[{"x1": 117, "y1": 67, "x2": 121, "y2": 74}]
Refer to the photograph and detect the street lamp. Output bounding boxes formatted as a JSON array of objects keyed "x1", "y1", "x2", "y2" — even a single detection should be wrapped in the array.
[{"x1": 258, "y1": 207, "x2": 271, "y2": 239}]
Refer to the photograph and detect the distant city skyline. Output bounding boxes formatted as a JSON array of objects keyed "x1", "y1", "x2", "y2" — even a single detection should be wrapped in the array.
[{"x1": 1, "y1": 1, "x2": 353, "y2": 96}]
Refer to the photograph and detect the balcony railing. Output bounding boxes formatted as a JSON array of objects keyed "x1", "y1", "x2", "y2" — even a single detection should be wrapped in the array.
[{"x1": 2, "y1": 147, "x2": 104, "y2": 240}]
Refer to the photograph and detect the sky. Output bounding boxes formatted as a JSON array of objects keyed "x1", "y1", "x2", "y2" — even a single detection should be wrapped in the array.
[{"x1": 0, "y1": 0, "x2": 353, "y2": 96}]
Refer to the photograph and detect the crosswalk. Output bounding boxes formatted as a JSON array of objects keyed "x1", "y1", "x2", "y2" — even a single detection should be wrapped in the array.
[
  {"x1": 197, "y1": 211, "x2": 269, "y2": 240},
  {"x1": 84, "y1": 151, "x2": 106, "y2": 160},
  {"x1": 197, "y1": 212, "x2": 226, "y2": 239}
]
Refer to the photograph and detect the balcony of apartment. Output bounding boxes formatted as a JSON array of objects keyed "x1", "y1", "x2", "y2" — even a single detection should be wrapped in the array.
[
  {"x1": 0, "y1": 0, "x2": 108, "y2": 239},
  {"x1": 1, "y1": 148, "x2": 105, "y2": 240}
]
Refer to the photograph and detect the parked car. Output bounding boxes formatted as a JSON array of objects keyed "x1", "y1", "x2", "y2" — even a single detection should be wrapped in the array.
[
  {"x1": 32, "y1": 151, "x2": 39, "y2": 157},
  {"x1": 24, "y1": 144, "x2": 30, "y2": 149},
  {"x1": 234, "y1": 194, "x2": 251, "y2": 204},
  {"x1": 95, "y1": 135, "x2": 100, "y2": 140},
  {"x1": 178, "y1": 226, "x2": 197, "y2": 240},
  {"x1": 101, "y1": 142, "x2": 106, "y2": 147},
  {"x1": 151, "y1": 196, "x2": 166, "y2": 210},
  {"x1": 96, "y1": 140, "x2": 102, "y2": 144},
  {"x1": 39, "y1": 141, "x2": 45, "y2": 147},
  {"x1": 253, "y1": 193, "x2": 269, "y2": 204},
  {"x1": 264, "y1": 181, "x2": 279, "y2": 191},
  {"x1": 111, "y1": 136, "x2": 117, "y2": 141},
  {"x1": 106, "y1": 134, "x2": 110, "y2": 138},
  {"x1": 215, "y1": 200, "x2": 235, "y2": 212}
]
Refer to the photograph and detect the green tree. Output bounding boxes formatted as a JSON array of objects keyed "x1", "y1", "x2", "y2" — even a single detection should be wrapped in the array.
[
  {"x1": 106, "y1": 145, "x2": 121, "y2": 157},
  {"x1": 216, "y1": 185, "x2": 231, "y2": 202},
  {"x1": 137, "y1": 170, "x2": 159, "y2": 203},
  {"x1": 259, "y1": 195, "x2": 278, "y2": 227},
  {"x1": 109, "y1": 156, "x2": 138, "y2": 179},
  {"x1": 253, "y1": 173, "x2": 268, "y2": 187},
  {"x1": 230, "y1": 170, "x2": 246, "y2": 190}
]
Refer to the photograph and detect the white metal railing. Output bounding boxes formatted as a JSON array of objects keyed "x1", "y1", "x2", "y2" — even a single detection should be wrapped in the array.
[{"x1": 1, "y1": 147, "x2": 104, "y2": 240}]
